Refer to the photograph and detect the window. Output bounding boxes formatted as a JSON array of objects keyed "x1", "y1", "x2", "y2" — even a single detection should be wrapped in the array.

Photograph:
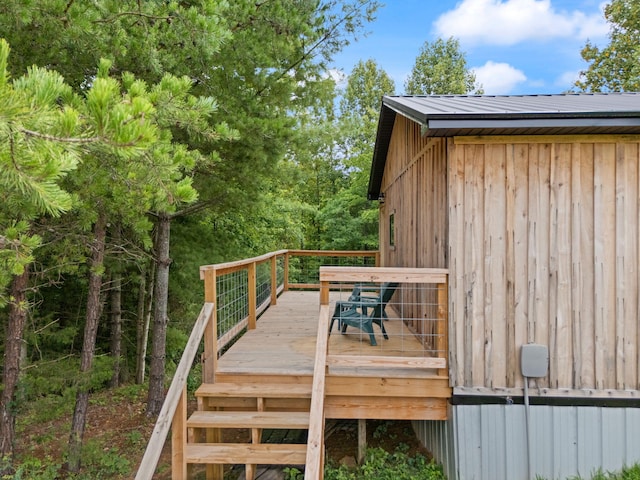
[{"x1": 389, "y1": 212, "x2": 395, "y2": 248}]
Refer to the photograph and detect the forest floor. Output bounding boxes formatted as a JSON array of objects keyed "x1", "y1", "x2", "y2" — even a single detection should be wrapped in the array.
[{"x1": 14, "y1": 383, "x2": 432, "y2": 479}]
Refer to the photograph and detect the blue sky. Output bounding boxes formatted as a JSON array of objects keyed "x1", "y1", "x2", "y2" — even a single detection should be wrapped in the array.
[{"x1": 330, "y1": 0, "x2": 611, "y2": 95}]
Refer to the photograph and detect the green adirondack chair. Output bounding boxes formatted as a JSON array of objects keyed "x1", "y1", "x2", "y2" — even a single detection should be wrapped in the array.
[{"x1": 329, "y1": 282, "x2": 399, "y2": 346}]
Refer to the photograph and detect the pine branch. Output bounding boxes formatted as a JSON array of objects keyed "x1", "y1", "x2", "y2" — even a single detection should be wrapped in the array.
[
  {"x1": 21, "y1": 128, "x2": 147, "y2": 148},
  {"x1": 93, "y1": 11, "x2": 173, "y2": 24},
  {"x1": 254, "y1": 1, "x2": 373, "y2": 98},
  {"x1": 20, "y1": 129, "x2": 101, "y2": 144}
]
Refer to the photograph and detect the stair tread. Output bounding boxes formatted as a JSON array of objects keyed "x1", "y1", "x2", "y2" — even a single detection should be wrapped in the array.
[
  {"x1": 195, "y1": 382, "x2": 311, "y2": 398},
  {"x1": 185, "y1": 443, "x2": 307, "y2": 465},
  {"x1": 187, "y1": 410, "x2": 310, "y2": 429}
]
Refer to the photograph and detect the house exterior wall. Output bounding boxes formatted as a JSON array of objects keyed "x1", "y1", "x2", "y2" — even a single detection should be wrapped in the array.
[
  {"x1": 378, "y1": 115, "x2": 448, "y2": 270},
  {"x1": 415, "y1": 404, "x2": 640, "y2": 480},
  {"x1": 447, "y1": 135, "x2": 640, "y2": 396},
  {"x1": 378, "y1": 116, "x2": 448, "y2": 346},
  {"x1": 377, "y1": 111, "x2": 640, "y2": 480}
]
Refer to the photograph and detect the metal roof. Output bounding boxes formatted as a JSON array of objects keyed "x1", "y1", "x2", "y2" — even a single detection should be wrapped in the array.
[{"x1": 368, "y1": 93, "x2": 640, "y2": 199}]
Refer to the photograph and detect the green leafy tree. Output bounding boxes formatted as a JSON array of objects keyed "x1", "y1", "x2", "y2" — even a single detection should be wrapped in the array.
[
  {"x1": 341, "y1": 59, "x2": 395, "y2": 121},
  {"x1": 146, "y1": 0, "x2": 382, "y2": 415},
  {"x1": 0, "y1": 0, "x2": 234, "y2": 421},
  {"x1": 65, "y1": 62, "x2": 217, "y2": 472},
  {"x1": 575, "y1": 0, "x2": 640, "y2": 92},
  {"x1": 405, "y1": 37, "x2": 483, "y2": 95},
  {"x1": 0, "y1": 0, "x2": 382, "y2": 430},
  {"x1": 316, "y1": 59, "x2": 395, "y2": 250}
]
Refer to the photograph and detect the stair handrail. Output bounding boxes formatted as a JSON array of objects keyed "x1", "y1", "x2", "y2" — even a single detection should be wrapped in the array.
[
  {"x1": 135, "y1": 302, "x2": 215, "y2": 480},
  {"x1": 305, "y1": 287, "x2": 332, "y2": 480}
]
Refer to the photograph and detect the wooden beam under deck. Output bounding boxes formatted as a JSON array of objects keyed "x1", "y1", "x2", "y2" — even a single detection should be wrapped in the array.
[{"x1": 213, "y1": 290, "x2": 451, "y2": 421}]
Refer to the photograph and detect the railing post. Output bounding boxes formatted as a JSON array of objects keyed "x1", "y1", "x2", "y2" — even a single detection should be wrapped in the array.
[
  {"x1": 284, "y1": 251, "x2": 290, "y2": 291},
  {"x1": 201, "y1": 275, "x2": 223, "y2": 480},
  {"x1": 203, "y1": 268, "x2": 217, "y2": 383},
  {"x1": 436, "y1": 281, "x2": 448, "y2": 378},
  {"x1": 171, "y1": 385, "x2": 187, "y2": 479},
  {"x1": 270, "y1": 254, "x2": 278, "y2": 306},
  {"x1": 320, "y1": 279, "x2": 330, "y2": 306},
  {"x1": 248, "y1": 261, "x2": 257, "y2": 330}
]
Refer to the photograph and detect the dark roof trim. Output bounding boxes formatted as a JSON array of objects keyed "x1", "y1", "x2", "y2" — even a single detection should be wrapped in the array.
[
  {"x1": 428, "y1": 116, "x2": 640, "y2": 131},
  {"x1": 367, "y1": 104, "x2": 396, "y2": 200}
]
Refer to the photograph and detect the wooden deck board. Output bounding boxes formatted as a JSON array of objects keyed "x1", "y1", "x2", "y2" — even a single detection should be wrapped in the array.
[{"x1": 217, "y1": 291, "x2": 442, "y2": 379}]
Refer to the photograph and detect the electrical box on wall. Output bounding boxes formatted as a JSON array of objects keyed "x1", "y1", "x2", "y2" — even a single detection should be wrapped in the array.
[{"x1": 520, "y1": 343, "x2": 549, "y2": 378}]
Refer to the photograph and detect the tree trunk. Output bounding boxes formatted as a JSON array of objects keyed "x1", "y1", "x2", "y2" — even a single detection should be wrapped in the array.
[
  {"x1": 68, "y1": 212, "x2": 107, "y2": 473},
  {"x1": 146, "y1": 213, "x2": 171, "y2": 416},
  {"x1": 0, "y1": 267, "x2": 30, "y2": 468},
  {"x1": 135, "y1": 259, "x2": 155, "y2": 384},
  {"x1": 109, "y1": 270, "x2": 122, "y2": 388}
]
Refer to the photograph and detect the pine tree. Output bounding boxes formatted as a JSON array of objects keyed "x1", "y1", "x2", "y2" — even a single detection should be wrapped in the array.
[{"x1": 0, "y1": 38, "x2": 82, "y2": 466}]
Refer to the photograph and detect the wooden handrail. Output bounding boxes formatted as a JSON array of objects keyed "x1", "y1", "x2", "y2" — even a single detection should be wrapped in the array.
[
  {"x1": 319, "y1": 266, "x2": 448, "y2": 284},
  {"x1": 135, "y1": 302, "x2": 215, "y2": 480},
  {"x1": 200, "y1": 250, "x2": 380, "y2": 358},
  {"x1": 305, "y1": 297, "x2": 331, "y2": 480},
  {"x1": 286, "y1": 249, "x2": 378, "y2": 257},
  {"x1": 199, "y1": 250, "x2": 288, "y2": 278}
]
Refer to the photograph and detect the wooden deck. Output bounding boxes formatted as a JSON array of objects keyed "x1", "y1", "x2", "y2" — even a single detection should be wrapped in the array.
[
  {"x1": 218, "y1": 290, "x2": 439, "y2": 376},
  {"x1": 136, "y1": 257, "x2": 451, "y2": 480},
  {"x1": 214, "y1": 290, "x2": 451, "y2": 420}
]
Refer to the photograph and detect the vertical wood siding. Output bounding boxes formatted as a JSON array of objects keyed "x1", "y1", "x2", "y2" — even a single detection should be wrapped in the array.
[
  {"x1": 379, "y1": 117, "x2": 447, "y2": 350},
  {"x1": 448, "y1": 139, "x2": 640, "y2": 391},
  {"x1": 379, "y1": 114, "x2": 640, "y2": 393}
]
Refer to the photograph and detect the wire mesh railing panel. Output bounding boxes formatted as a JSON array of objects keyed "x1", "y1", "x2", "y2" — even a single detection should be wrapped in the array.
[
  {"x1": 288, "y1": 255, "x2": 376, "y2": 286},
  {"x1": 256, "y1": 261, "x2": 272, "y2": 308},
  {"x1": 276, "y1": 255, "x2": 285, "y2": 287},
  {"x1": 327, "y1": 282, "x2": 446, "y2": 359},
  {"x1": 216, "y1": 270, "x2": 249, "y2": 338}
]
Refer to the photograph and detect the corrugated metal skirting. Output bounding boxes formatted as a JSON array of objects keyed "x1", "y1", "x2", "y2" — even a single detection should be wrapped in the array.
[{"x1": 414, "y1": 404, "x2": 640, "y2": 480}]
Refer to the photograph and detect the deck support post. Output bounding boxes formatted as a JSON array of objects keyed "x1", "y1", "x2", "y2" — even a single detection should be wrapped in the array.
[
  {"x1": 202, "y1": 270, "x2": 223, "y2": 480},
  {"x1": 245, "y1": 396, "x2": 265, "y2": 480},
  {"x1": 357, "y1": 419, "x2": 366, "y2": 464},
  {"x1": 171, "y1": 386, "x2": 187, "y2": 480},
  {"x1": 202, "y1": 269, "x2": 217, "y2": 383}
]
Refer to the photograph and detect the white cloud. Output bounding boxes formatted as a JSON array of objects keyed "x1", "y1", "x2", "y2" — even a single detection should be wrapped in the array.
[
  {"x1": 434, "y1": 0, "x2": 608, "y2": 46},
  {"x1": 325, "y1": 68, "x2": 347, "y2": 87},
  {"x1": 556, "y1": 69, "x2": 582, "y2": 90},
  {"x1": 472, "y1": 61, "x2": 527, "y2": 94}
]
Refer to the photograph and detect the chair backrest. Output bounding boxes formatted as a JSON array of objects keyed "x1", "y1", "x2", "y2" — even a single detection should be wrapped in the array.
[
  {"x1": 370, "y1": 282, "x2": 398, "y2": 317},
  {"x1": 380, "y1": 282, "x2": 398, "y2": 304}
]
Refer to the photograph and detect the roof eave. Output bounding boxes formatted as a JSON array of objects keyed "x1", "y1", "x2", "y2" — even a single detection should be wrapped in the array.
[
  {"x1": 368, "y1": 104, "x2": 396, "y2": 200},
  {"x1": 368, "y1": 95, "x2": 640, "y2": 201}
]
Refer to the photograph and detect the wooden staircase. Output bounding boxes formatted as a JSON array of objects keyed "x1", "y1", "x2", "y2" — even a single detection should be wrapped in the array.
[{"x1": 184, "y1": 381, "x2": 313, "y2": 479}]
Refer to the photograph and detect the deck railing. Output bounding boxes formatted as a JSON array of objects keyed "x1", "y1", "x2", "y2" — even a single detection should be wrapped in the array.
[
  {"x1": 198, "y1": 249, "x2": 379, "y2": 378},
  {"x1": 305, "y1": 266, "x2": 449, "y2": 480},
  {"x1": 135, "y1": 249, "x2": 378, "y2": 479},
  {"x1": 136, "y1": 251, "x2": 451, "y2": 479}
]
